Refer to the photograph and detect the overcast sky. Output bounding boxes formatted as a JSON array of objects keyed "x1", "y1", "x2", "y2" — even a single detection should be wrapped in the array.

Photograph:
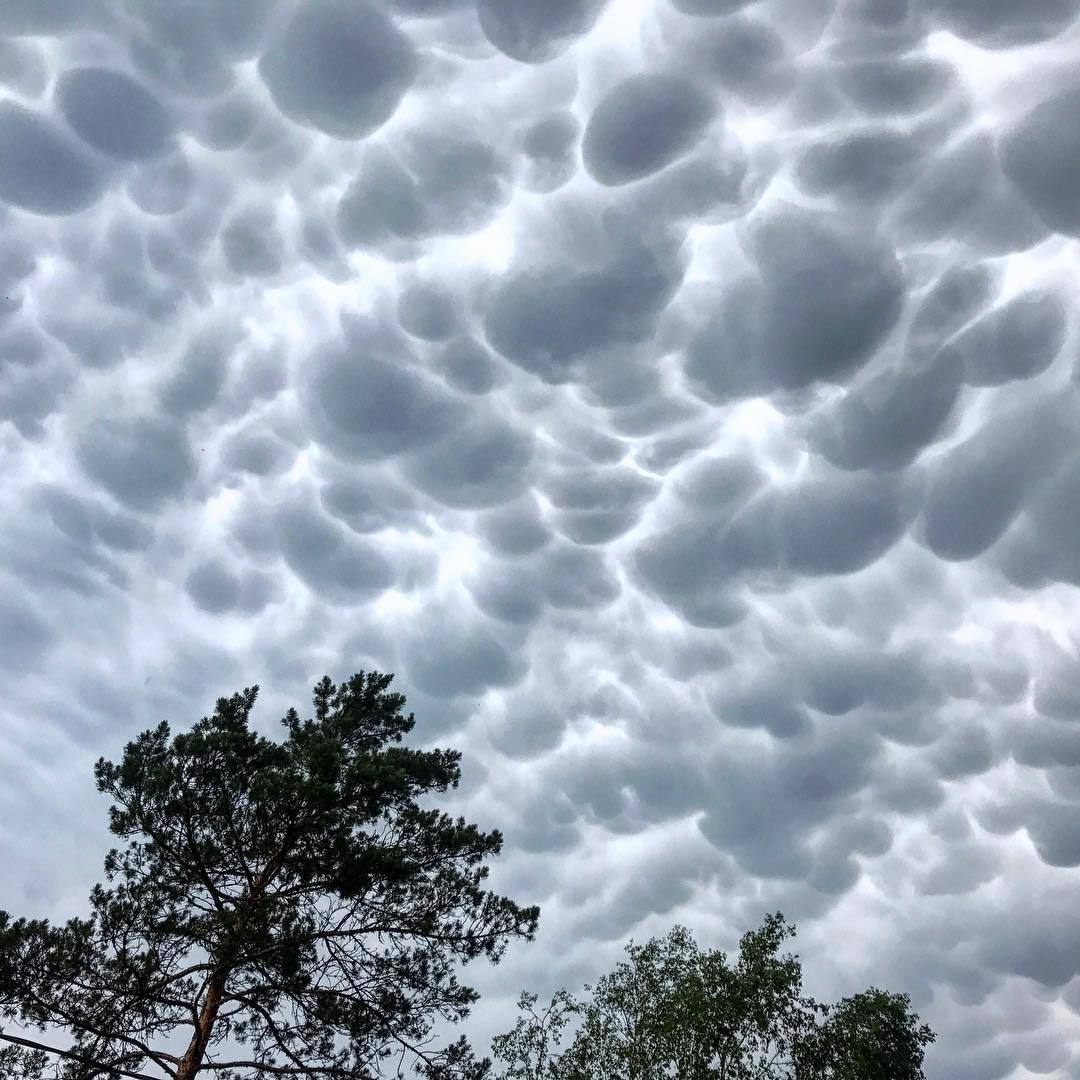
[{"x1": 3, "y1": 0, "x2": 1080, "y2": 1076}]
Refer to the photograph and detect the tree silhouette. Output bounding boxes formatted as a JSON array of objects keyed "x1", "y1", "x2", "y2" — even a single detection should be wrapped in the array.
[{"x1": 0, "y1": 671, "x2": 540, "y2": 1080}]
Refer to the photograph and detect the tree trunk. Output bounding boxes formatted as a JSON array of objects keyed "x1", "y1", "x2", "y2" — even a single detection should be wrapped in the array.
[{"x1": 175, "y1": 975, "x2": 227, "y2": 1080}]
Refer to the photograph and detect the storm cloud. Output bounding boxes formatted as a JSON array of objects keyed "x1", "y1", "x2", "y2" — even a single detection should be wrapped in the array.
[{"x1": 3, "y1": 2, "x2": 1080, "y2": 1077}]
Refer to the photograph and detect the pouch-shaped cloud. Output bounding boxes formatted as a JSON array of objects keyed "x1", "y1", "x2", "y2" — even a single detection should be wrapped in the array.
[
  {"x1": 76, "y1": 417, "x2": 196, "y2": 511},
  {"x1": 808, "y1": 353, "x2": 963, "y2": 471},
  {"x1": 304, "y1": 317, "x2": 466, "y2": 460},
  {"x1": 928, "y1": 0, "x2": 1080, "y2": 47},
  {"x1": 681, "y1": 16, "x2": 792, "y2": 104},
  {"x1": 0, "y1": 103, "x2": 104, "y2": 214},
  {"x1": 670, "y1": 0, "x2": 758, "y2": 14},
  {"x1": 922, "y1": 390, "x2": 1080, "y2": 561},
  {"x1": 1000, "y1": 87, "x2": 1080, "y2": 237},
  {"x1": 583, "y1": 74, "x2": 716, "y2": 186},
  {"x1": 258, "y1": 0, "x2": 416, "y2": 139},
  {"x1": 57, "y1": 68, "x2": 174, "y2": 161},
  {"x1": 485, "y1": 238, "x2": 684, "y2": 380},
  {"x1": 403, "y1": 416, "x2": 535, "y2": 509},
  {"x1": 477, "y1": 0, "x2": 609, "y2": 63},
  {"x1": 337, "y1": 133, "x2": 510, "y2": 251},
  {"x1": 945, "y1": 289, "x2": 1067, "y2": 387},
  {"x1": 686, "y1": 207, "x2": 904, "y2": 400}
]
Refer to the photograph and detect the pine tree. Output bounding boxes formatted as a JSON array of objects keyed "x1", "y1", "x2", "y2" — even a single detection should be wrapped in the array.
[{"x1": 0, "y1": 671, "x2": 540, "y2": 1080}]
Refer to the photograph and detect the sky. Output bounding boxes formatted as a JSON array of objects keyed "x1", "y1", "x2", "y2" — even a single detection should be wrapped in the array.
[{"x1": 2, "y1": 0, "x2": 1080, "y2": 1076}]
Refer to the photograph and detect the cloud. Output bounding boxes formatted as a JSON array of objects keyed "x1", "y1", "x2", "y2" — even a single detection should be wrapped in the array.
[
  {"x1": 477, "y1": 0, "x2": 609, "y2": 62},
  {"x1": 582, "y1": 74, "x2": 716, "y2": 186},
  {"x1": 0, "y1": 103, "x2": 104, "y2": 214},
  {"x1": 1000, "y1": 85, "x2": 1080, "y2": 236},
  {"x1": 56, "y1": 68, "x2": 174, "y2": 161},
  {"x1": 6, "y1": 1, "x2": 1080, "y2": 1074},
  {"x1": 258, "y1": 0, "x2": 417, "y2": 139}
]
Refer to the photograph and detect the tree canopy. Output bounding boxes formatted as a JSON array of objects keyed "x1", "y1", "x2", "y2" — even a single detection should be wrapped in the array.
[
  {"x1": 0, "y1": 671, "x2": 540, "y2": 1080},
  {"x1": 490, "y1": 914, "x2": 934, "y2": 1080}
]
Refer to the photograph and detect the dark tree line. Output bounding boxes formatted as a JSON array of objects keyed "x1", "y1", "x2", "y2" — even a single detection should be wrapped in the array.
[{"x1": 0, "y1": 671, "x2": 934, "y2": 1079}]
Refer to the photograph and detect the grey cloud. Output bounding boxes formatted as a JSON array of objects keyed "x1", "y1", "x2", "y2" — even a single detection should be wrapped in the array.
[
  {"x1": 779, "y1": 468, "x2": 914, "y2": 576},
  {"x1": 796, "y1": 644, "x2": 939, "y2": 717},
  {"x1": 977, "y1": 903, "x2": 1080, "y2": 985},
  {"x1": 928, "y1": 0, "x2": 1080, "y2": 46},
  {"x1": 0, "y1": 0, "x2": 91, "y2": 35},
  {"x1": 0, "y1": 39, "x2": 48, "y2": 96},
  {"x1": 835, "y1": 57, "x2": 954, "y2": 116},
  {"x1": 747, "y1": 206, "x2": 905, "y2": 390},
  {"x1": 275, "y1": 499, "x2": 394, "y2": 604},
  {"x1": 807, "y1": 817, "x2": 892, "y2": 896},
  {"x1": 1032, "y1": 650, "x2": 1080, "y2": 722},
  {"x1": 709, "y1": 680, "x2": 811, "y2": 738},
  {"x1": 635, "y1": 463, "x2": 912, "y2": 623},
  {"x1": 905, "y1": 263, "x2": 996, "y2": 366},
  {"x1": 398, "y1": 284, "x2": 457, "y2": 341},
  {"x1": 476, "y1": 494, "x2": 552, "y2": 556},
  {"x1": 304, "y1": 321, "x2": 465, "y2": 460},
  {"x1": 876, "y1": 763, "x2": 947, "y2": 815},
  {"x1": 921, "y1": 389, "x2": 1080, "y2": 561},
  {"x1": 476, "y1": 0, "x2": 608, "y2": 63},
  {"x1": 1047, "y1": 767, "x2": 1080, "y2": 802},
  {"x1": 521, "y1": 111, "x2": 579, "y2": 192},
  {"x1": 158, "y1": 325, "x2": 234, "y2": 416},
  {"x1": 795, "y1": 128, "x2": 928, "y2": 207},
  {"x1": 542, "y1": 466, "x2": 658, "y2": 545},
  {"x1": 318, "y1": 473, "x2": 419, "y2": 535},
  {"x1": 673, "y1": 454, "x2": 764, "y2": 510},
  {"x1": 919, "y1": 846, "x2": 999, "y2": 897},
  {"x1": 485, "y1": 238, "x2": 684, "y2": 381},
  {"x1": 998, "y1": 454, "x2": 1080, "y2": 588},
  {"x1": 258, "y1": 0, "x2": 416, "y2": 139},
  {"x1": 56, "y1": 68, "x2": 174, "y2": 161},
  {"x1": 808, "y1": 353, "x2": 962, "y2": 471},
  {"x1": 488, "y1": 697, "x2": 567, "y2": 760},
  {"x1": 670, "y1": 0, "x2": 758, "y2": 15},
  {"x1": 387, "y1": 0, "x2": 470, "y2": 14},
  {"x1": 1000, "y1": 86, "x2": 1080, "y2": 237},
  {"x1": 685, "y1": 208, "x2": 904, "y2": 401},
  {"x1": 946, "y1": 289, "x2": 1067, "y2": 387},
  {"x1": 122, "y1": 0, "x2": 280, "y2": 95},
  {"x1": 468, "y1": 563, "x2": 545, "y2": 625},
  {"x1": 891, "y1": 134, "x2": 1048, "y2": 254},
  {"x1": 699, "y1": 730, "x2": 880, "y2": 881},
  {"x1": 337, "y1": 131, "x2": 510, "y2": 252},
  {"x1": 582, "y1": 74, "x2": 716, "y2": 186},
  {"x1": 681, "y1": 17, "x2": 793, "y2": 105},
  {"x1": 929, "y1": 723, "x2": 998, "y2": 780},
  {"x1": 222, "y1": 208, "x2": 285, "y2": 277},
  {"x1": 76, "y1": 416, "x2": 196, "y2": 511},
  {"x1": 336, "y1": 152, "x2": 426, "y2": 250},
  {"x1": 435, "y1": 337, "x2": 499, "y2": 395},
  {"x1": 0, "y1": 103, "x2": 105, "y2": 215},
  {"x1": 537, "y1": 543, "x2": 620, "y2": 610},
  {"x1": 185, "y1": 559, "x2": 276, "y2": 615},
  {"x1": 195, "y1": 95, "x2": 259, "y2": 151},
  {"x1": 0, "y1": 593, "x2": 55, "y2": 672},
  {"x1": 126, "y1": 149, "x2": 195, "y2": 216},
  {"x1": 402, "y1": 609, "x2": 526, "y2": 699},
  {"x1": 403, "y1": 415, "x2": 534, "y2": 509}
]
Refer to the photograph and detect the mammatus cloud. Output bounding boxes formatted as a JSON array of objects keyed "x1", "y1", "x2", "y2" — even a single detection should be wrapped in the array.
[{"x1": 3, "y1": 1, "x2": 1080, "y2": 1076}]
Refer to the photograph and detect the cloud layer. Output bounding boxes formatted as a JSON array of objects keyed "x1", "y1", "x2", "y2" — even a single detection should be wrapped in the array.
[{"x1": 3, "y1": 1, "x2": 1080, "y2": 1075}]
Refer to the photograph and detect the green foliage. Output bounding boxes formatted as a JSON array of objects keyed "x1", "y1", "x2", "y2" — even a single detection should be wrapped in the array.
[
  {"x1": 0, "y1": 672, "x2": 540, "y2": 1080},
  {"x1": 492, "y1": 915, "x2": 934, "y2": 1080}
]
